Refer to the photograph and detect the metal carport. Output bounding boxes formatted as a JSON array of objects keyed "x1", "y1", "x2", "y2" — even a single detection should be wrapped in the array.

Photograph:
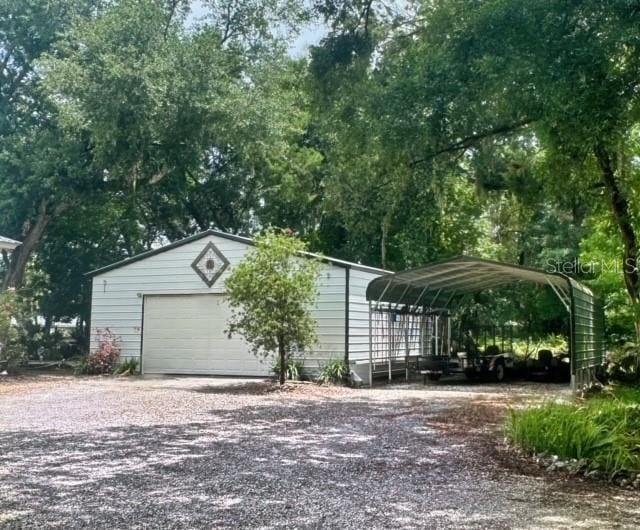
[{"x1": 366, "y1": 256, "x2": 605, "y2": 390}]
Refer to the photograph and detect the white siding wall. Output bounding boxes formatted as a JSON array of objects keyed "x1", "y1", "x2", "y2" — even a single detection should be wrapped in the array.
[
  {"x1": 347, "y1": 268, "x2": 383, "y2": 361},
  {"x1": 89, "y1": 234, "x2": 348, "y2": 369},
  {"x1": 307, "y1": 263, "x2": 346, "y2": 362},
  {"x1": 296, "y1": 267, "x2": 346, "y2": 374}
]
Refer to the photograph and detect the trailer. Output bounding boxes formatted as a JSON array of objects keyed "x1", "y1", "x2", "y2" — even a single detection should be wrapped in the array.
[{"x1": 416, "y1": 318, "x2": 516, "y2": 383}]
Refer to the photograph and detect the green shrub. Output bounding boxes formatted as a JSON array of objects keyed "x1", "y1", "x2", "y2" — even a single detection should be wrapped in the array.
[
  {"x1": 318, "y1": 357, "x2": 350, "y2": 384},
  {"x1": 0, "y1": 291, "x2": 26, "y2": 372},
  {"x1": 506, "y1": 389, "x2": 640, "y2": 477},
  {"x1": 74, "y1": 356, "x2": 89, "y2": 375},
  {"x1": 78, "y1": 328, "x2": 121, "y2": 375},
  {"x1": 114, "y1": 357, "x2": 139, "y2": 375},
  {"x1": 272, "y1": 357, "x2": 304, "y2": 381},
  {"x1": 606, "y1": 344, "x2": 639, "y2": 383}
]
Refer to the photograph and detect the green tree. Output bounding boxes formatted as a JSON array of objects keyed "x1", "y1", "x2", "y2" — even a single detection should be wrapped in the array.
[
  {"x1": 1, "y1": 0, "x2": 309, "y2": 292},
  {"x1": 31, "y1": 192, "x2": 150, "y2": 332},
  {"x1": 375, "y1": 0, "x2": 640, "y2": 336},
  {"x1": 305, "y1": 1, "x2": 484, "y2": 269},
  {"x1": 225, "y1": 229, "x2": 319, "y2": 385},
  {"x1": 0, "y1": 0, "x2": 101, "y2": 290},
  {"x1": 0, "y1": 290, "x2": 28, "y2": 371},
  {"x1": 581, "y1": 209, "x2": 638, "y2": 344}
]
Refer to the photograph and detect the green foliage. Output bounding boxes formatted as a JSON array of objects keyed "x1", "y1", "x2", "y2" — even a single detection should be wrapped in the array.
[
  {"x1": 200, "y1": 0, "x2": 308, "y2": 53},
  {"x1": 3, "y1": 0, "x2": 640, "y2": 353},
  {"x1": 386, "y1": 0, "x2": 640, "y2": 336},
  {"x1": 510, "y1": 334, "x2": 568, "y2": 359},
  {"x1": 450, "y1": 283, "x2": 569, "y2": 355},
  {"x1": 29, "y1": 195, "x2": 149, "y2": 328},
  {"x1": 272, "y1": 356, "x2": 304, "y2": 381},
  {"x1": 1, "y1": 0, "x2": 311, "y2": 327},
  {"x1": 318, "y1": 357, "x2": 350, "y2": 385},
  {"x1": 73, "y1": 356, "x2": 88, "y2": 375},
  {"x1": 506, "y1": 389, "x2": 640, "y2": 477},
  {"x1": 225, "y1": 229, "x2": 319, "y2": 384},
  {"x1": 611, "y1": 386, "x2": 640, "y2": 404},
  {"x1": 0, "y1": 286, "x2": 79, "y2": 363},
  {"x1": 606, "y1": 345, "x2": 640, "y2": 384},
  {"x1": 0, "y1": 0, "x2": 106, "y2": 291},
  {"x1": 114, "y1": 357, "x2": 139, "y2": 376},
  {"x1": 0, "y1": 291, "x2": 26, "y2": 371},
  {"x1": 581, "y1": 213, "x2": 637, "y2": 343}
]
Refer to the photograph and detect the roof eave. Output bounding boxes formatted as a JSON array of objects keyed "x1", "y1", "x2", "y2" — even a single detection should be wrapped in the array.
[{"x1": 86, "y1": 229, "x2": 388, "y2": 278}]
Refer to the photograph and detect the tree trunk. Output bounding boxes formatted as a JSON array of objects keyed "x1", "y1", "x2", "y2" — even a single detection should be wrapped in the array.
[
  {"x1": 277, "y1": 336, "x2": 286, "y2": 386},
  {"x1": 381, "y1": 211, "x2": 392, "y2": 269},
  {"x1": 594, "y1": 145, "x2": 640, "y2": 340},
  {"x1": 2, "y1": 200, "x2": 51, "y2": 291},
  {"x1": 44, "y1": 314, "x2": 52, "y2": 335}
]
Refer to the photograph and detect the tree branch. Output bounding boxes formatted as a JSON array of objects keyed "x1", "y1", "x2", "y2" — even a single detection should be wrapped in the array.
[
  {"x1": 409, "y1": 119, "x2": 532, "y2": 167},
  {"x1": 163, "y1": 0, "x2": 181, "y2": 39},
  {"x1": 361, "y1": 0, "x2": 374, "y2": 36},
  {"x1": 221, "y1": 1, "x2": 238, "y2": 44}
]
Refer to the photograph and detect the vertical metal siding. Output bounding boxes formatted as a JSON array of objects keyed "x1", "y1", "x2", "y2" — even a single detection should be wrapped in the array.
[
  {"x1": 89, "y1": 235, "x2": 347, "y2": 368},
  {"x1": 344, "y1": 266, "x2": 350, "y2": 364},
  {"x1": 348, "y1": 268, "x2": 385, "y2": 361},
  {"x1": 569, "y1": 278, "x2": 606, "y2": 388}
]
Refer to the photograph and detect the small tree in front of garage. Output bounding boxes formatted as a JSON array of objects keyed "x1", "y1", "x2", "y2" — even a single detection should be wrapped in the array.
[{"x1": 225, "y1": 229, "x2": 319, "y2": 385}]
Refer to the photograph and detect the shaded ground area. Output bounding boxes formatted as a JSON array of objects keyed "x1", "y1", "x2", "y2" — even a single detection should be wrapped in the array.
[{"x1": 0, "y1": 376, "x2": 638, "y2": 529}]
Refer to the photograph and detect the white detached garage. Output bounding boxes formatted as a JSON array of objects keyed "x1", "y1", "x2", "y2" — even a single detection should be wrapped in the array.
[{"x1": 88, "y1": 230, "x2": 387, "y2": 377}]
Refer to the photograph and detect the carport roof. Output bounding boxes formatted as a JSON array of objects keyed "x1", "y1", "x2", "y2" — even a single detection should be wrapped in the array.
[
  {"x1": 366, "y1": 256, "x2": 605, "y2": 388},
  {"x1": 366, "y1": 256, "x2": 586, "y2": 308}
]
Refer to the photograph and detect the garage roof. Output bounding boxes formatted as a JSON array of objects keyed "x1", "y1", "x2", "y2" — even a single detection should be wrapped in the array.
[
  {"x1": 366, "y1": 256, "x2": 583, "y2": 309},
  {"x1": 87, "y1": 229, "x2": 388, "y2": 276}
]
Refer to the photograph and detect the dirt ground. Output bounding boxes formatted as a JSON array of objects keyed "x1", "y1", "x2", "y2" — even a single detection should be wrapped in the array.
[{"x1": 0, "y1": 375, "x2": 638, "y2": 529}]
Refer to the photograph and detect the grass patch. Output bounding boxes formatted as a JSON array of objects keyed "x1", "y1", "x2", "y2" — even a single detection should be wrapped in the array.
[
  {"x1": 506, "y1": 386, "x2": 640, "y2": 477},
  {"x1": 610, "y1": 385, "x2": 640, "y2": 404}
]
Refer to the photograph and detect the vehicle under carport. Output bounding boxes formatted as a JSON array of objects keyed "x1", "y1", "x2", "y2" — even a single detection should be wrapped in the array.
[{"x1": 365, "y1": 256, "x2": 605, "y2": 390}]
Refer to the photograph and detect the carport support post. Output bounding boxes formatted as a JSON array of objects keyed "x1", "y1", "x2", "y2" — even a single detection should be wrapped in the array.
[
  {"x1": 447, "y1": 315, "x2": 451, "y2": 357},
  {"x1": 368, "y1": 300, "x2": 373, "y2": 388},
  {"x1": 387, "y1": 311, "x2": 392, "y2": 381},
  {"x1": 404, "y1": 324, "x2": 410, "y2": 382},
  {"x1": 568, "y1": 282, "x2": 577, "y2": 391}
]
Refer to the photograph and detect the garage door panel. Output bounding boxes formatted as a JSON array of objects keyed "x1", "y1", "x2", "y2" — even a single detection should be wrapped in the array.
[
  {"x1": 144, "y1": 317, "x2": 233, "y2": 329},
  {"x1": 142, "y1": 357, "x2": 269, "y2": 374},
  {"x1": 142, "y1": 294, "x2": 269, "y2": 375},
  {"x1": 144, "y1": 328, "x2": 232, "y2": 338},
  {"x1": 143, "y1": 336, "x2": 247, "y2": 352},
  {"x1": 142, "y1": 346, "x2": 251, "y2": 360}
]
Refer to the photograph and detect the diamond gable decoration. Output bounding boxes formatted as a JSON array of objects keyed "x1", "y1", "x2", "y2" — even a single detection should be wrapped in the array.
[{"x1": 191, "y1": 242, "x2": 230, "y2": 287}]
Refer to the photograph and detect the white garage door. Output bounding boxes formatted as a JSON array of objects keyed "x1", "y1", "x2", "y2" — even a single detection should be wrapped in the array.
[{"x1": 142, "y1": 294, "x2": 269, "y2": 376}]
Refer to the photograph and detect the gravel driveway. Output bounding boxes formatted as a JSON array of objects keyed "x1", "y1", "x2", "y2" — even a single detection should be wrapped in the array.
[{"x1": 0, "y1": 375, "x2": 638, "y2": 529}]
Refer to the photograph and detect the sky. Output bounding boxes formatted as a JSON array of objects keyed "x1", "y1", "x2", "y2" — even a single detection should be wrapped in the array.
[
  {"x1": 289, "y1": 22, "x2": 327, "y2": 57},
  {"x1": 188, "y1": 1, "x2": 327, "y2": 58}
]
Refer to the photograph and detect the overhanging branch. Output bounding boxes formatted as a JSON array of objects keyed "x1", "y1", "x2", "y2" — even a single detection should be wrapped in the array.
[{"x1": 409, "y1": 118, "x2": 532, "y2": 167}]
